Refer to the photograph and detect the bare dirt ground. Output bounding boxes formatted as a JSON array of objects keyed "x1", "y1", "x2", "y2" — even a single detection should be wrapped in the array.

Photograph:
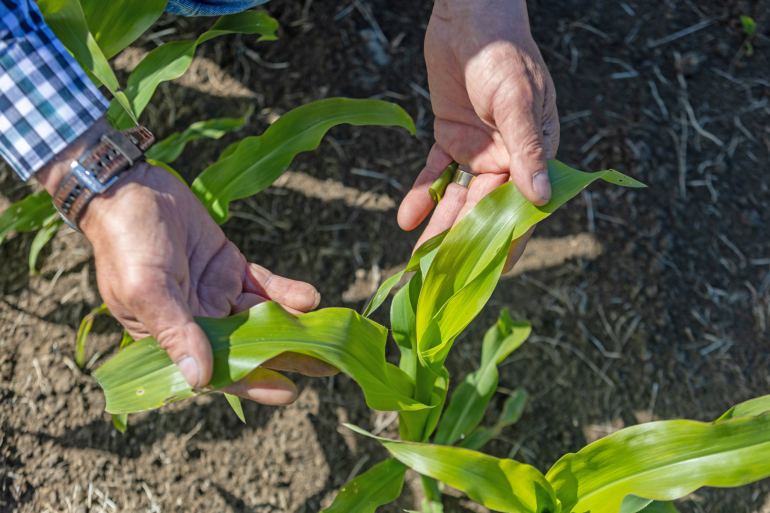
[{"x1": 1, "y1": 0, "x2": 769, "y2": 511}]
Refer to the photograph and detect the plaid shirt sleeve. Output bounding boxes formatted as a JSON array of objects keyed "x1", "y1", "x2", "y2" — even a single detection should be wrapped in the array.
[{"x1": 0, "y1": 0, "x2": 110, "y2": 180}]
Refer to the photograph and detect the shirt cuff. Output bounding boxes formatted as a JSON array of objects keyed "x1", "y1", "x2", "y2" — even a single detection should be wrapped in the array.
[{"x1": 0, "y1": 23, "x2": 110, "y2": 180}]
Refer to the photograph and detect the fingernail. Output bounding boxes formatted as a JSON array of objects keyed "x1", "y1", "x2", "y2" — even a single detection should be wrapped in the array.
[
  {"x1": 533, "y1": 172, "x2": 552, "y2": 202},
  {"x1": 177, "y1": 355, "x2": 201, "y2": 387},
  {"x1": 312, "y1": 291, "x2": 321, "y2": 310}
]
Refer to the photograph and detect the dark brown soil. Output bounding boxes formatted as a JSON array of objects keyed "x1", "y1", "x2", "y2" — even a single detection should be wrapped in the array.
[{"x1": 1, "y1": 0, "x2": 769, "y2": 512}]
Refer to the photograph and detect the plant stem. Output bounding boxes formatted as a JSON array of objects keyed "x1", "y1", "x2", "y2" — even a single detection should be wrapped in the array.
[{"x1": 421, "y1": 475, "x2": 442, "y2": 502}]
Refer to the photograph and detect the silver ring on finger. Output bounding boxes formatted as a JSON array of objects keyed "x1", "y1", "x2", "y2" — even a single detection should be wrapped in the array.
[{"x1": 452, "y1": 164, "x2": 478, "y2": 189}]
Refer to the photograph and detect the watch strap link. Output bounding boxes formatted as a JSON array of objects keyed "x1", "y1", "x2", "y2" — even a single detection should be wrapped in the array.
[{"x1": 53, "y1": 126, "x2": 154, "y2": 231}]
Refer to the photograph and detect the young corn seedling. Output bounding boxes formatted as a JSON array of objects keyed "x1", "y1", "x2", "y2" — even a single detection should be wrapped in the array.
[
  {"x1": 92, "y1": 159, "x2": 770, "y2": 512},
  {"x1": 3, "y1": 2, "x2": 770, "y2": 510}
]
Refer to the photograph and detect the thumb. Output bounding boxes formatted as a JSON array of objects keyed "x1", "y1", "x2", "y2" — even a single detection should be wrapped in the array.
[
  {"x1": 494, "y1": 78, "x2": 550, "y2": 206},
  {"x1": 126, "y1": 276, "x2": 213, "y2": 388}
]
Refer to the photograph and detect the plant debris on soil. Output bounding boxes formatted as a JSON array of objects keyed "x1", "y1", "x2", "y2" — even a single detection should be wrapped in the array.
[{"x1": 1, "y1": 0, "x2": 769, "y2": 512}]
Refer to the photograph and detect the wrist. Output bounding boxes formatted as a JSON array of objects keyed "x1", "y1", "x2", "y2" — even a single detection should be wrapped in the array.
[
  {"x1": 35, "y1": 117, "x2": 113, "y2": 195},
  {"x1": 433, "y1": 0, "x2": 529, "y2": 27}
]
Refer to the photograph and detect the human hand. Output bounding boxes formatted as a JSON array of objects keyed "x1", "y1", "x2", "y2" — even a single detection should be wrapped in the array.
[
  {"x1": 37, "y1": 122, "x2": 336, "y2": 406},
  {"x1": 81, "y1": 163, "x2": 337, "y2": 404},
  {"x1": 398, "y1": 0, "x2": 559, "y2": 264}
]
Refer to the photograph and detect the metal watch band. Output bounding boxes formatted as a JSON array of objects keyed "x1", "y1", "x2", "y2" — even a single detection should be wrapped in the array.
[{"x1": 52, "y1": 127, "x2": 155, "y2": 231}]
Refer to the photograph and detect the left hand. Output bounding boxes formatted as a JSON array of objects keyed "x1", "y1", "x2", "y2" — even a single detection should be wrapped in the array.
[{"x1": 398, "y1": 0, "x2": 560, "y2": 266}]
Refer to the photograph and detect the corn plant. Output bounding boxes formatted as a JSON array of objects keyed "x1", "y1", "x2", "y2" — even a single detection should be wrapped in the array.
[{"x1": 91, "y1": 159, "x2": 770, "y2": 511}]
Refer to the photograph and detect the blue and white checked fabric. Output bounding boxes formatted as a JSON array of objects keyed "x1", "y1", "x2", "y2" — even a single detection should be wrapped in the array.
[{"x1": 0, "y1": 0, "x2": 110, "y2": 180}]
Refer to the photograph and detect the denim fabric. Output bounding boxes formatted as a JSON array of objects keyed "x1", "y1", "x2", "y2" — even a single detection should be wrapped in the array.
[{"x1": 166, "y1": 0, "x2": 271, "y2": 17}]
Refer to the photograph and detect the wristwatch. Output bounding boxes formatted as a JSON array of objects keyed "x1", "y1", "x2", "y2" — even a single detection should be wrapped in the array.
[{"x1": 52, "y1": 126, "x2": 155, "y2": 232}]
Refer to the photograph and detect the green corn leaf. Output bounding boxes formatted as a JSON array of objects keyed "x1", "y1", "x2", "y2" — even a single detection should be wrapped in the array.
[
  {"x1": 363, "y1": 230, "x2": 446, "y2": 318},
  {"x1": 422, "y1": 474, "x2": 442, "y2": 502},
  {"x1": 546, "y1": 412, "x2": 770, "y2": 513},
  {"x1": 434, "y1": 311, "x2": 530, "y2": 446},
  {"x1": 497, "y1": 388, "x2": 528, "y2": 427},
  {"x1": 106, "y1": 11, "x2": 278, "y2": 129},
  {"x1": 459, "y1": 388, "x2": 528, "y2": 451},
  {"x1": 0, "y1": 191, "x2": 58, "y2": 246},
  {"x1": 217, "y1": 141, "x2": 241, "y2": 162},
  {"x1": 398, "y1": 366, "x2": 447, "y2": 443},
  {"x1": 192, "y1": 98, "x2": 416, "y2": 224},
  {"x1": 618, "y1": 495, "x2": 654, "y2": 513},
  {"x1": 392, "y1": 271, "x2": 423, "y2": 379},
  {"x1": 80, "y1": 0, "x2": 168, "y2": 59},
  {"x1": 415, "y1": 163, "x2": 644, "y2": 382},
  {"x1": 119, "y1": 330, "x2": 134, "y2": 350},
  {"x1": 112, "y1": 413, "x2": 128, "y2": 433},
  {"x1": 76, "y1": 303, "x2": 111, "y2": 368},
  {"x1": 39, "y1": 0, "x2": 137, "y2": 124},
  {"x1": 94, "y1": 302, "x2": 430, "y2": 414},
  {"x1": 145, "y1": 110, "x2": 252, "y2": 163},
  {"x1": 345, "y1": 424, "x2": 559, "y2": 513},
  {"x1": 225, "y1": 393, "x2": 245, "y2": 423},
  {"x1": 741, "y1": 15, "x2": 756, "y2": 36},
  {"x1": 429, "y1": 162, "x2": 457, "y2": 203},
  {"x1": 714, "y1": 394, "x2": 770, "y2": 423},
  {"x1": 322, "y1": 458, "x2": 407, "y2": 513},
  {"x1": 146, "y1": 159, "x2": 188, "y2": 186},
  {"x1": 28, "y1": 214, "x2": 62, "y2": 274},
  {"x1": 422, "y1": 499, "x2": 444, "y2": 513},
  {"x1": 418, "y1": 226, "x2": 515, "y2": 376},
  {"x1": 638, "y1": 501, "x2": 679, "y2": 513}
]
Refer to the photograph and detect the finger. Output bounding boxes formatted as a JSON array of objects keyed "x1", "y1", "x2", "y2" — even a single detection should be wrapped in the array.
[
  {"x1": 503, "y1": 225, "x2": 535, "y2": 274},
  {"x1": 243, "y1": 264, "x2": 320, "y2": 313},
  {"x1": 398, "y1": 144, "x2": 454, "y2": 231},
  {"x1": 261, "y1": 352, "x2": 339, "y2": 377},
  {"x1": 433, "y1": 119, "x2": 508, "y2": 175},
  {"x1": 231, "y1": 292, "x2": 306, "y2": 316},
  {"x1": 413, "y1": 181, "x2": 468, "y2": 251},
  {"x1": 124, "y1": 273, "x2": 213, "y2": 388},
  {"x1": 220, "y1": 367, "x2": 298, "y2": 406},
  {"x1": 493, "y1": 76, "x2": 550, "y2": 205},
  {"x1": 450, "y1": 173, "x2": 509, "y2": 229}
]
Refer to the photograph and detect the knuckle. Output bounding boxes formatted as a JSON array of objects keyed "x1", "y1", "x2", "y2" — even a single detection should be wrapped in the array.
[
  {"x1": 515, "y1": 135, "x2": 546, "y2": 162},
  {"x1": 153, "y1": 324, "x2": 187, "y2": 354}
]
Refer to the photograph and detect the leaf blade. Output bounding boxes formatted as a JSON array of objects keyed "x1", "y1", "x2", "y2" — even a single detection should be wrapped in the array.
[
  {"x1": 225, "y1": 393, "x2": 245, "y2": 423},
  {"x1": 145, "y1": 111, "x2": 251, "y2": 164},
  {"x1": 546, "y1": 413, "x2": 770, "y2": 513},
  {"x1": 345, "y1": 424, "x2": 558, "y2": 513},
  {"x1": 0, "y1": 191, "x2": 58, "y2": 245},
  {"x1": 80, "y1": 0, "x2": 168, "y2": 58},
  {"x1": 106, "y1": 11, "x2": 278, "y2": 128},
  {"x1": 28, "y1": 215, "x2": 62, "y2": 274},
  {"x1": 192, "y1": 98, "x2": 415, "y2": 224},
  {"x1": 94, "y1": 302, "x2": 431, "y2": 414},
  {"x1": 322, "y1": 459, "x2": 407, "y2": 513}
]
